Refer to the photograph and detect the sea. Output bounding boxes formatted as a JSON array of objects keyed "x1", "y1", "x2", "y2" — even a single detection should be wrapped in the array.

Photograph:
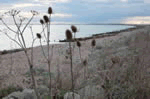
[{"x1": 0, "y1": 25, "x2": 134, "y2": 50}]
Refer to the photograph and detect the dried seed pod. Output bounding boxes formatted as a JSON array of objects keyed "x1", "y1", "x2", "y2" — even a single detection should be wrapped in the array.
[
  {"x1": 101, "y1": 85, "x2": 105, "y2": 89},
  {"x1": 83, "y1": 59, "x2": 87, "y2": 66},
  {"x1": 71, "y1": 25, "x2": 77, "y2": 33},
  {"x1": 91, "y1": 39, "x2": 96, "y2": 47},
  {"x1": 65, "y1": 29, "x2": 72, "y2": 40},
  {"x1": 48, "y1": 7, "x2": 53, "y2": 14},
  {"x1": 77, "y1": 41, "x2": 81, "y2": 47},
  {"x1": 43, "y1": 15, "x2": 49, "y2": 23},
  {"x1": 40, "y1": 19, "x2": 44, "y2": 24},
  {"x1": 36, "y1": 33, "x2": 41, "y2": 39}
]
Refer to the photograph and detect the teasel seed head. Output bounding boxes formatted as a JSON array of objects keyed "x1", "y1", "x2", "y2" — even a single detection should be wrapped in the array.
[
  {"x1": 36, "y1": 33, "x2": 41, "y2": 39},
  {"x1": 71, "y1": 25, "x2": 77, "y2": 33},
  {"x1": 65, "y1": 29, "x2": 72, "y2": 40},
  {"x1": 91, "y1": 39, "x2": 96, "y2": 47},
  {"x1": 48, "y1": 7, "x2": 53, "y2": 14},
  {"x1": 43, "y1": 15, "x2": 49, "y2": 23},
  {"x1": 40, "y1": 19, "x2": 44, "y2": 25},
  {"x1": 83, "y1": 59, "x2": 87, "y2": 66},
  {"x1": 77, "y1": 41, "x2": 81, "y2": 47}
]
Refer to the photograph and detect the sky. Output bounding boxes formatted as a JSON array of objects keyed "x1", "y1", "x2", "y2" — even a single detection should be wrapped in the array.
[{"x1": 0, "y1": 0, "x2": 150, "y2": 24}]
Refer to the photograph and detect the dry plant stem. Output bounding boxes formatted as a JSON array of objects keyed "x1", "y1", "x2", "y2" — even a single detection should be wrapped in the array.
[
  {"x1": 1, "y1": 19, "x2": 17, "y2": 33},
  {"x1": 40, "y1": 39, "x2": 48, "y2": 60},
  {"x1": 89, "y1": 47, "x2": 94, "y2": 98},
  {"x1": 57, "y1": 47, "x2": 62, "y2": 89},
  {"x1": 79, "y1": 47, "x2": 82, "y2": 62},
  {"x1": 72, "y1": 32, "x2": 76, "y2": 53},
  {"x1": 12, "y1": 16, "x2": 24, "y2": 47},
  {"x1": 69, "y1": 41, "x2": 74, "y2": 99},
  {"x1": 78, "y1": 47, "x2": 86, "y2": 79},
  {"x1": 42, "y1": 25, "x2": 47, "y2": 40},
  {"x1": 9, "y1": 42, "x2": 13, "y2": 74},
  {"x1": 2, "y1": 14, "x2": 39, "y2": 99},
  {"x1": 47, "y1": 14, "x2": 52, "y2": 98}
]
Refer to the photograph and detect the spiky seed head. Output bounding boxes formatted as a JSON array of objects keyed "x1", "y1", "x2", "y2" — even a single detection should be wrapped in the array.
[
  {"x1": 36, "y1": 33, "x2": 41, "y2": 39},
  {"x1": 65, "y1": 29, "x2": 72, "y2": 40},
  {"x1": 101, "y1": 85, "x2": 105, "y2": 89},
  {"x1": 48, "y1": 7, "x2": 53, "y2": 14},
  {"x1": 77, "y1": 41, "x2": 81, "y2": 47},
  {"x1": 71, "y1": 25, "x2": 77, "y2": 33},
  {"x1": 91, "y1": 39, "x2": 96, "y2": 47},
  {"x1": 83, "y1": 59, "x2": 87, "y2": 66},
  {"x1": 43, "y1": 15, "x2": 49, "y2": 23},
  {"x1": 40, "y1": 19, "x2": 44, "y2": 24}
]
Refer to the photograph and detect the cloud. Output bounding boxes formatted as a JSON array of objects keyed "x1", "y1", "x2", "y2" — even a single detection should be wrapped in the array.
[
  {"x1": 144, "y1": 0, "x2": 150, "y2": 3},
  {"x1": 121, "y1": 16, "x2": 150, "y2": 24},
  {"x1": 120, "y1": 0, "x2": 128, "y2": 3},
  {"x1": 12, "y1": 3, "x2": 42, "y2": 8},
  {"x1": 34, "y1": 0, "x2": 71, "y2": 4}
]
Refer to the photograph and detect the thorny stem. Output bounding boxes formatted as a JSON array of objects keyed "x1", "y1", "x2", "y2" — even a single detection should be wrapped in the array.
[
  {"x1": 40, "y1": 39, "x2": 48, "y2": 60},
  {"x1": 42, "y1": 25, "x2": 47, "y2": 41},
  {"x1": 89, "y1": 46, "x2": 94, "y2": 98},
  {"x1": 47, "y1": 14, "x2": 52, "y2": 98},
  {"x1": 79, "y1": 47, "x2": 82, "y2": 62},
  {"x1": 69, "y1": 42, "x2": 74, "y2": 99},
  {"x1": 72, "y1": 32, "x2": 76, "y2": 53}
]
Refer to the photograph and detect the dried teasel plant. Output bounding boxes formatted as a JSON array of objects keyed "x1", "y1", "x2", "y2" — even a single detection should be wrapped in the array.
[
  {"x1": 83, "y1": 59, "x2": 88, "y2": 79},
  {"x1": 71, "y1": 25, "x2": 77, "y2": 33},
  {"x1": 71, "y1": 25, "x2": 77, "y2": 51},
  {"x1": 38, "y1": 7, "x2": 53, "y2": 98},
  {"x1": 77, "y1": 41, "x2": 81, "y2": 47},
  {"x1": 36, "y1": 33, "x2": 41, "y2": 39},
  {"x1": 66, "y1": 29, "x2": 72, "y2": 40},
  {"x1": 76, "y1": 41, "x2": 82, "y2": 62},
  {"x1": 91, "y1": 39, "x2": 96, "y2": 47},
  {"x1": 48, "y1": 7, "x2": 53, "y2": 14},
  {"x1": 40, "y1": 19, "x2": 44, "y2": 25},
  {"x1": 65, "y1": 29, "x2": 75, "y2": 99},
  {"x1": 43, "y1": 15, "x2": 49, "y2": 23}
]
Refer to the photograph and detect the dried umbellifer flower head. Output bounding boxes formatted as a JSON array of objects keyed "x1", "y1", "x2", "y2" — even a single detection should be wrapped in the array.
[
  {"x1": 40, "y1": 19, "x2": 44, "y2": 24},
  {"x1": 48, "y1": 7, "x2": 53, "y2": 14},
  {"x1": 77, "y1": 41, "x2": 81, "y2": 47},
  {"x1": 43, "y1": 15, "x2": 49, "y2": 23},
  {"x1": 65, "y1": 29, "x2": 72, "y2": 40},
  {"x1": 91, "y1": 39, "x2": 96, "y2": 47},
  {"x1": 71, "y1": 25, "x2": 77, "y2": 33},
  {"x1": 36, "y1": 33, "x2": 41, "y2": 39}
]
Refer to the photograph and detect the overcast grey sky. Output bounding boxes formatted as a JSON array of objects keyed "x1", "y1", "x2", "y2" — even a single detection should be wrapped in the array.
[{"x1": 0, "y1": 0, "x2": 150, "y2": 24}]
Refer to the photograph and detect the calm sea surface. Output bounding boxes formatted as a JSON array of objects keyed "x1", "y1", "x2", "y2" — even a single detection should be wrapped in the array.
[{"x1": 0, "y1": 25, "x2": 134, "y2": 50}]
